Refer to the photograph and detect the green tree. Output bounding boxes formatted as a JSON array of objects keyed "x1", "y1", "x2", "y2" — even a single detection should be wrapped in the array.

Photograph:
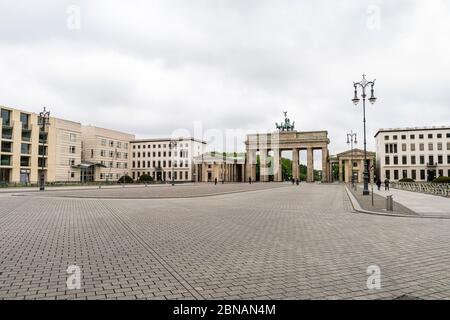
[
  {"x1": 139, "y1": 174, "x2": 154, "y2": 183},
  {"x1": 118, "y1": 175, "x2": 133, "y2": 183}
]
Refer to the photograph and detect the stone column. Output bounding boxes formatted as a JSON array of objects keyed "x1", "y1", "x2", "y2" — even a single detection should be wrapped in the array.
[
  {"x1": 273, "y1": 149, "x2": 282, "y2": 182},
  {"x1": 202, "y1": 163, "x2": 208, "y2": 182},
  {"x1": 292, "y1": 148, "x2": 299, "y2": 181},
  {"x1": 339, "y1": 159, "x2": 343, "y2": 182},
  {"x1": 246, "y1": 151, "x2": 253, "y2": 182},
  {"x1": 307, "y1": 148, "x2": 314, "y2": 182},
  {"x1": 260, "y1": 150, "x2": 269, "y2": 182},
  {"x1": 321, "y1": 148, "x2": 328, "y2": 183},
  {"x1": 358, "y1": 160, "x2": 364, "y2": 183}
]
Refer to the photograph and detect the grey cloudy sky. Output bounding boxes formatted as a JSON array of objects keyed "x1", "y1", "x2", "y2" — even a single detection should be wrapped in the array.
[{"x1": 1, "y1": 0, "x2": 449, "y2": 156}]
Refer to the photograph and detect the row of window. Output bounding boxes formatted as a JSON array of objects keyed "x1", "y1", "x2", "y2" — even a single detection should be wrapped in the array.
[
  {"x1": 99, "y1": 173, "x2": 122, "y2": 180},
  {"x1": 132, "y1": 150, "x2": 188, "y2": 159},
  {"x1": 90, "y1": 149, "x2": 128, "y2": 159},
  {"x1": 132, "y1": 160, "x2": 189, "y2": 169},
  {"x1": 384, "y1": 155, "x2": 450, "y2": 166},
  {"x1": 385, "y1": 142, "x2": 450, "y2": 154},
  {"x1": 100, "y1": 139, "x2": 128, "y2": 149},
  {"x1": 384, "y1": 132, "x2": 450, "y2": 140},
  {"x1": 385, "y1": 169, "x2": 450, "y2": 181},
  {"x1": 99, "y1": 161, "x2": 128, "y2": 169},
  {"x1": 132, "y1": 170, "x2": 189, "y2": 180},
  {"x1": 132, "y1": 143, "x2": 190, "y2": 150}
]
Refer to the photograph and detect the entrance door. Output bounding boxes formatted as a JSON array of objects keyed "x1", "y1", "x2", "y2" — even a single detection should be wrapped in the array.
[
  {"x1": 427, "y1": 169, "x2": 436, "y2": 182},
  {"x1": 156, "y1": 171, "x2": 162, "y2": 181}
]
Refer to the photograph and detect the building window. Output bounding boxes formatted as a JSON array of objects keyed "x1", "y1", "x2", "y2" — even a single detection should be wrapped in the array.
[
  {"x1": 70, "y1": 146, "x2": 76, "y2": 154},
  {"x1": 428, "y1": 134, "x2": 433, "y2": 139},
  {"x1": 394, "y1": 170, "x2": 399, "y2": 180},
  {"x1": 402, "y1": 144, "x2": 407, "y2": 152},
  {"x1": 401, "y1": 135, "x2": 406, "y2": 140},
  {"x1": 438, "y1": 155, "x2": 443, "y2": 164},
  {"x1": 410, "y1": 143, "x2": 415, "y2": 151},
  {"x1": 385, "y1": 170, "x2": 390, "y2": 179},
  {"x1": 411, "y1": 156, "x2": 416, "y2": 165},
  {"x1": 420, "y1": 155, "x2": 425, "y2": 165},
  {"x1": 437, "y1": 133, "x2": 442, "y2": 138},
  {"x1": 428, "y1": 143, "x2": 433, "y2": 151},
  {"x1": 402, "y1": 156, "x2": 407, "y2": 165},
  {"x1": 185, "y1": 171, "x2": 188, "y2": 180},
  {"x1": 101, "y1": 139, "x2": 107, "y2": 146},
  {"x1": 393, "y1": 156, "x2": 398, "y2": 165},
  {"x1": 410, "y1": 134, "x2": 415, "y2": 139},
  {"x1": 393, "y1": 135, "x2": 398, "y2": 140},
  {"x1": 384, "y1": 136, "x2": 389, "y2": 140},
  {"x1": 419, "y1": 134, "x2": 424, "y2": 139},
  {"x1": 419, "y1": 143, "x2": 424, "y2": 151},
  {"x1": 70, "y1": 133, "x2": 77, "y2": 142},
  {"x1": 420, "y1": 170, "x2": 425, "y2": 180},
  {"x1": 385, "y1": 156, "x2": 390, "y2": 165},
  {"x1": 402, "y1": 170, "x2": 407, "y2": 179},
  {"x1": 437, "y1": 142, "x2": 442, "y2": 151},
  {"x1": 411, "y1": 170, "x2": 416, "y2": 180},
  {"x1": 101, "y1": 150, "x2": 106, "y2": 157}
]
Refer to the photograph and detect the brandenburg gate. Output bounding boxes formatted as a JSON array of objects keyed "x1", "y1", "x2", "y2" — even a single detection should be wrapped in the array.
[{"x1": 245, "y1": 113, "x2": 330, "y2": 183}]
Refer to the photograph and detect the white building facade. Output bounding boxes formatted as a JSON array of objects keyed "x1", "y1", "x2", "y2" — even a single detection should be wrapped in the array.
[
  {"x1": 130, "y1": 138, "x2": 206, "y2": 182},
  {"x1": 375, "y1": 126, "x2": 450, "y2": 182}
]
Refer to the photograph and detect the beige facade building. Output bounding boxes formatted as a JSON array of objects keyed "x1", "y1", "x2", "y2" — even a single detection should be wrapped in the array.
[
  {"x1": 0, "y1": 106, "x2": 82, "y2": 184},
  {"x1": 375, "y1": 126, "x2": 450, "y2": 182},
  {"x1": 80, "y1": 125, "x2": 134, "y2": 182},
  {"x1": 130, "y1": 138, "x2": 206, "y2": 182},
  {"x1": 329, "y1": 149, "x2": 376, "y2": 183},
  {"x1": 194, "y1": 152, "x2": 245, "y2": 182}
]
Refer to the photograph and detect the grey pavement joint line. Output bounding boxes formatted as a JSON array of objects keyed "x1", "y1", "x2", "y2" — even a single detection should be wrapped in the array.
[{"x1": 99, "y1": 200, "x2": 205, "y2": 300}]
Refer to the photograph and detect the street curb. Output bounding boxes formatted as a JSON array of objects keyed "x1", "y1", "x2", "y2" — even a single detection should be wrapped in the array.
[{"x1": 344, "y1": 185, "x2": 450, "y2": 220}]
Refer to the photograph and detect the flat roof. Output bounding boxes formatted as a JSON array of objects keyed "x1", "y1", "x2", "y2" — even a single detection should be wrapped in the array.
[
  {"x1": 374, "y1": 125, "x2": 450, "y2": 137},
  {"x1": 131, "y1": 137, "x2": 207, "y2": 144}
]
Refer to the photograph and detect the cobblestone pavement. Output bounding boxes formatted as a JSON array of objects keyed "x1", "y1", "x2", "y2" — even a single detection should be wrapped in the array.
[
  {"x1": 1, "y1": 184, "x2": 449, "y2": 300},
  {"x1": 19, "y1": 183, "x2": 289, "y2": 199}
]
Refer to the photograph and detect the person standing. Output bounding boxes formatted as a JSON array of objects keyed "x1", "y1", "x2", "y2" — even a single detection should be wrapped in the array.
[
  {"x1": 384, "y1": 178, "x2": 390, "y2": 191},
  {"x1": 376, "y1": 178, "x2": 382, "y2": 191}
]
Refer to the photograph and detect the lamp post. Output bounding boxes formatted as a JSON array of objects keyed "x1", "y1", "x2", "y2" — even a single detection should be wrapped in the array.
[
  {"x1": 346, "y1": 131, "x2": 357, "y2": 189},
  {"x1": 39, "y1": 107, "x2": 50, "y2": 191},
  {"x1": 170, "y1": 140, "x2": 177, "y2": 186},
  {"x1": 352, "y1": 74, "x2": 377, "y2": 195}
]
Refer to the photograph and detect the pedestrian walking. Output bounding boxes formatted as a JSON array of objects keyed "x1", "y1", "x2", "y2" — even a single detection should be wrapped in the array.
[
  {"x1": 376, "y1": 178, "x2": 381, "y2": 191},
  {"x1": 384, "y1": 178, "x2": 390, "y2": 191}
]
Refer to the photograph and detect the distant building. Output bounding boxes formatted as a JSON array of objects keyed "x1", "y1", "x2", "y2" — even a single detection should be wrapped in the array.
[
  {"x1": 0, "y1": 105, "x2": 82, "y2": 184},
  {"x1": 375, "y1": 126, "x2": 450, "y2": 182},
  {"x1": 80, "y1": 125, "x2": 134, "y2": 182},
  {"x1": 330, "y1": 149, "x2": 376, "y2": 183},
  {"x1": 194, "y1": 152, "x2": 245, "y2": 182},
  {"x1": 130, "y1": 138, "x2": 206, "y2": 182}
]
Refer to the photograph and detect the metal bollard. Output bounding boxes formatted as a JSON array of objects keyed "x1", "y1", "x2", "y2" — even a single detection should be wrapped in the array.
[{"x1": 386, "y1": 195, "x2": 393, "y2": 211}]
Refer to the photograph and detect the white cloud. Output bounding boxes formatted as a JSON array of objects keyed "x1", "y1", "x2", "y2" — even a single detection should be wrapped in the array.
[{"x1": 0, "y1": 0, "x2": 449, "y2": 155}]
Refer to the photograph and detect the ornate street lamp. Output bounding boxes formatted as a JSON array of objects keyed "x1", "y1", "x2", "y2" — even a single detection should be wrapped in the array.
[
  {"x1": 352, "y1": 74, "x2": 376, "y2": 195},
  {"x1": 346, "y1": 131, "x2": 357, "y2": 189},
  {"x1": 39, "y1": 107, "x2": 50, "y2": 191}
]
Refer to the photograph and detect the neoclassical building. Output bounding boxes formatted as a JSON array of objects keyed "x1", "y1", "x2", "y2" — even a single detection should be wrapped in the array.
[
  {"x1": 194, "y1": 152, "x2": 245, "y2": 182},
  {"x1": 329, "y1": 148, "x2": 376, "y2": 183},
  {"x1": 245, "y1": 114, "x2": 330, "y2": 182}
]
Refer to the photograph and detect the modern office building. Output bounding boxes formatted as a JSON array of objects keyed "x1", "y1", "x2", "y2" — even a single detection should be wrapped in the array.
[
  {"x1": 80, "y1": 125, "x2": 134, "y2": 182},
  {"x1": 130, "y1": 138, "x2": 206, "y2": 182},
  {"x1": 375, "y1": 126, "x2": 450, "y2": 182},
  {"x1": 0, "y1": 106, "x2": 82, "y2": 184}
]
